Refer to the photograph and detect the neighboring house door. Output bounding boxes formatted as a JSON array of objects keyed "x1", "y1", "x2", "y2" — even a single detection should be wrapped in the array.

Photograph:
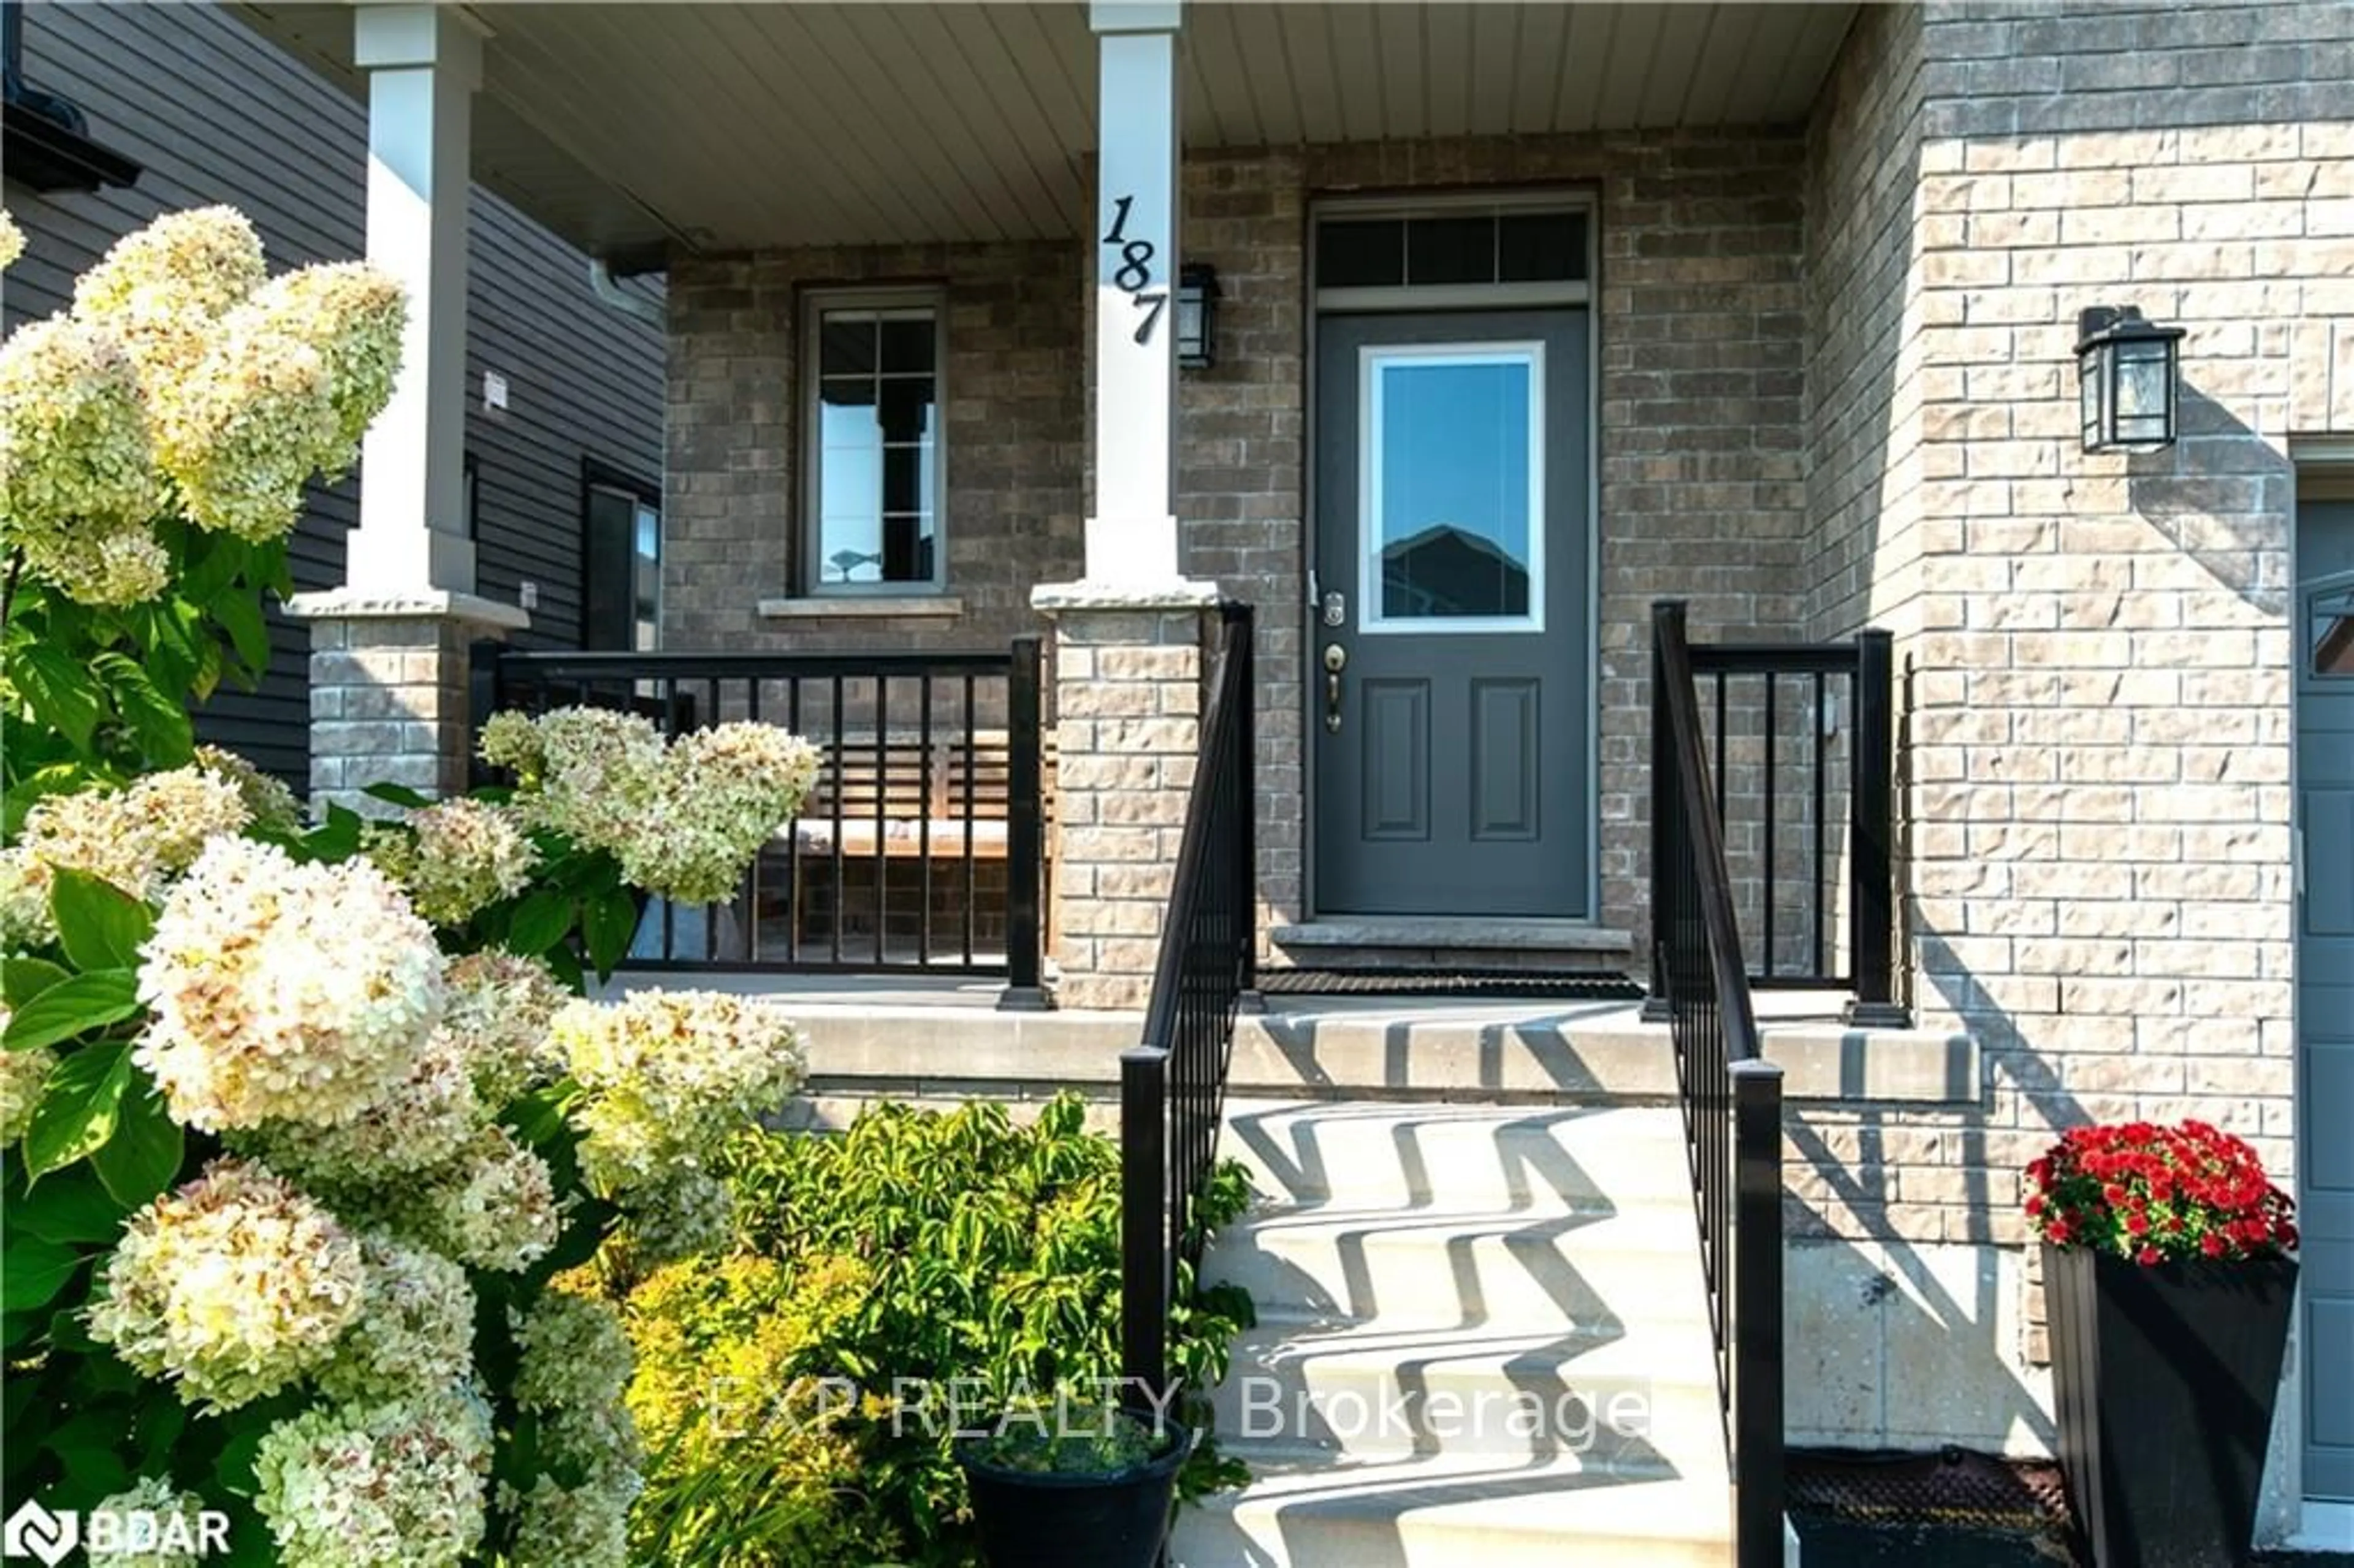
[
  {"x1": 1312, "y1": 307, "x2": 1591, "y2": 916},
  {"x1": 2299, "y1": 494, "x2": 2354, "y2": 1503}
]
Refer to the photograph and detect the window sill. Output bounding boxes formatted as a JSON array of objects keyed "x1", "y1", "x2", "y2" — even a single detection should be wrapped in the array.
[{"x1": 757, "y1": 596, "x2": 964, "y2": 620}]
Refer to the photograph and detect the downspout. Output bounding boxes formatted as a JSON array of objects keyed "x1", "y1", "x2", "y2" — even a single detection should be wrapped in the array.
[{"x1": 587, "y1": 258, "x2": 663, "y2": 328}]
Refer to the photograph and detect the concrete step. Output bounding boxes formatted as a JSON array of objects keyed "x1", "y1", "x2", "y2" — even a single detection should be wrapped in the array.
[
  {"x1": 1171, "y1": 1448, "x2": 1733, "y2": 1568},
  {"x1": 1211, "y1": 1319, "x2": 1723, "y2": 1464},
  {"x1": 1224, "y1": 1100, "x2": 1697, "y2": 1210},
  {"x1": 1210, "y1": 1200, "x2": 1715, "y2": 1335}
]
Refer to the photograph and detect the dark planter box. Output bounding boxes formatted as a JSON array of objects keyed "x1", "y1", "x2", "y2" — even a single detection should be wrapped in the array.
[
  {"x1": 2043, "y1": 1243, "x2": 2299, "y2": 1568},
  {"x1": 956, "y1": 1421, "x2": 1193, "y2": 1568}
]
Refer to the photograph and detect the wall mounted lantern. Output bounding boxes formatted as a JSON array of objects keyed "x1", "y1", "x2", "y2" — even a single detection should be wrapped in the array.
[
  {"x1": 2076, "y1": 304, "x2": 2185, "y2": 454},
  {"x1": 1177, "y1": 262, "x2": 1221, "y2": 370}
]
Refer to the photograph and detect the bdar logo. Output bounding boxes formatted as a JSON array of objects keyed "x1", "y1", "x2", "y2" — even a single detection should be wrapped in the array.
[{"x1": 1, "y1": 1500, "x2": 78, "y2": 1567}]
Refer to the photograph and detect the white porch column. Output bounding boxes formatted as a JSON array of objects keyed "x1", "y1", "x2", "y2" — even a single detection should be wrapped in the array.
[
  {"x1": 1086, "y1": 0, "x2": 1184, "y2": 584},
  {"x1": 349, "y1": 2, "x2": 479, "y2": 593},
  {"x1": 286, "y1": 6, "x2": 522, "y2": 816}
]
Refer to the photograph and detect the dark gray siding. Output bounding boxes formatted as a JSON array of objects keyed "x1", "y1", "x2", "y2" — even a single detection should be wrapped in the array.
[{"x1": 2, "y1": 2, "x2": 663, "y2": 783}]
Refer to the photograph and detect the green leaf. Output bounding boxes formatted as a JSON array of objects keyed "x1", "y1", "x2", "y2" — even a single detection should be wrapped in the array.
[
  {"x1": 509, "y1": 889, "x2": 576, "y2": 956},
  {"x1": 2, "y1": 956, "x2": 71, "y2": 1007},
  {"x1": 0, "y1": 1235, "x2": 82, "y2": 1312},
  {"x1": 50, "y1": 867, "x2": 155, "y2": 973},
  {"x1": 584, "y1": 889, "x2": 638, "y2": 976},
  {"x1": 20, "y1": 1042, "x2": 131, "y2": 1182},
  {"x1": 3, "y1": 970, "x2": 140, "y2": 1052},
  {"x1": 210, "y1": 589, "x2": 274, "y2": 676},
  {"x1": 94, "y1": 652, "x2": 194, "y2": 767},
  {"x1": 8, "y1": 1165, "x2": 133, "y2": 1245},
  {"x1": 12, "y1": 644, "x2": 103, "y2": 753},
  {"x1": 91, "y1": 1070, "x2": 183, "y2": 1209},
  {"x1": 362, "y1": 782, "x2": 434, "y2": 810}
]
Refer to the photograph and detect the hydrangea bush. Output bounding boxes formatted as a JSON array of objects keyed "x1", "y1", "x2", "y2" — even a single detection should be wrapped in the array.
[{"x1": 1, "y1": 208, "x2": 818, "y2": 1565}]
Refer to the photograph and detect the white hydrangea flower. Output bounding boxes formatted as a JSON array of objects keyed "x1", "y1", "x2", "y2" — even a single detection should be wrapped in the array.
[
  {"x1": 86, "y1": 1475, "x2": 212, "y2": 1567},
  {"x1": 502, "y1": 1474, "x2": 634, "y2": 1568},
  {"x1": 0, "y1": 847, "x2": 53, "y2": 949},
  {"x1": 135, "y1": 838, "x2": 444, "y2": 1132},
  {"x1": 440, "y1": 948, "x2": 570, "y2": 1106},
  {"x1": 87, "y1": 1159, "x2": 366, "y2": 1411},
  {"x1": 18, "y1": 767, "x2": 251, "y2": 905},
  {"x1": 71, "y1": 206, "x2": 265, "y2": 409},
  {"x1": 492, "y1": 707, "x2": 664, "y2": 854},
  {"x1": 512, "y1": 1291, "x2": 631, "y2": 1417},
  {"x1": 232, "y1": 1022, "x2": 482, "y2": 1186},
  {"x1": 193, "y1": 744, "x2": 303, "y2": 834},
  {"x1": 313, "y1": 1234, "x2": 476, "y2": 1405},
  {"x1": 392, "y1": 1126, "x2": 563, "y2": 1273},
  {"x1": 0, "y1": 316, "x2": 169, "y2": 606},
  {"x1": 619, "y1": 722, "x2": 821, "y2": 904},
  {"x1": 554, "y1": 990, "x2": 809, "y2": 1193},
  {"x1": 364, "y1": 799, "x2": 538, "y2": 928},
  {"x1": 619, "y1": 1168, "x2": 734, "y2": 1265},
  {"x1": 253, "y1": 1388, "x2": 492, "y2": 1568},
  {"x1": 154, "y1": 314, "x2": 336, "y2": 543},
  {"x1": 233, "y1": 264, "x2": 404, "y2": 472},
  {"x1": 1, "y1": 1034, "x2": 55, "y2": 1148},
  {"x1": 0, "y1": 208, "x2": 22, "y2": 273},
  {"x1": 474, "y1": 710, "x2": 545, "y2": 779}
]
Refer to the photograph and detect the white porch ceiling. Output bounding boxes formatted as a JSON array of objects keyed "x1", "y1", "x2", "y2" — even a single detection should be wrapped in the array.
[{"x1": 235, "y1": 2, "x2": 1858, "y2": 265}]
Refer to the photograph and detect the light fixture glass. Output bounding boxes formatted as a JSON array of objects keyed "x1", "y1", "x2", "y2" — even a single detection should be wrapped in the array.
[
  {"x1": 2076, "y1": 305, "x2": 2184, "y2": 454},
  {"x1": 1177, "y1": 262, "x2": 1219, "y2": 370}
]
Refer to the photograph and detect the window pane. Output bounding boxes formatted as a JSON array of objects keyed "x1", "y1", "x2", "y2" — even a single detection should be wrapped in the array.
[
  {"x1": 818, "y1": 516, "x2": 885, "y2": 584},
  {"x1": 877, "y1": 378, "x2": 935, "y2": 444},
  {"x1": 583, "y1": 486, "x2": 636, "y2": 650},
  {"x1": 882, "y1": 444, "x2": 928, "y2": 517},
  {"x1": 880, "y1": 317, "x2": 935, "y2": 374},
  {"x1": 883, "y1": 513, "x2": 934, "y2": 584},
  {"x1": 1318, "y1": 219, "x2": 1405, "y2": 288},
  {"x1": 1371, "y1": 354, "x2": 1534, "y2": 622},
  {"x1": 1405, "y1": 216, "x2": 1495, "y2": 286},
  {"x1": 2314, "y1": 588, "x2": 2354, "y2": 677},
  {"x1": 820, "y1": 318, "x2": 878, "y2": 376},
  {"x1": 1499, "y1": 212, "x2": 1585, "y2": 282}
]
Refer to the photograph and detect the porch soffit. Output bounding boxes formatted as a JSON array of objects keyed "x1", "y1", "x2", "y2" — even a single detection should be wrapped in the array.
[{"x1": 232, "y1": 2, "x2": 1857, "y2": 267}]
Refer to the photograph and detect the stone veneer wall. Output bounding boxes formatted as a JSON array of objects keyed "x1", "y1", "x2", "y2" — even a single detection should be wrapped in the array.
[{"x1": 1786, "y1": 0, "x2": 2354, "y2": 1482}]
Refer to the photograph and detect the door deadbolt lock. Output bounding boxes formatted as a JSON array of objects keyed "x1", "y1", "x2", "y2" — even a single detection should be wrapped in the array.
[
  {"x1": 1322, "y1": 644, "x2": 1346, "y2": 733},
  {"x1": 1322, "y1": 590, "x2": 1347, "y2": 628}
]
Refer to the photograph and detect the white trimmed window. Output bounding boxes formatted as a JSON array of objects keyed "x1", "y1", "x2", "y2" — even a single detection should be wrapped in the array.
[{"x1": 802, "y1": 290, "x2": 945, "y2": 593}]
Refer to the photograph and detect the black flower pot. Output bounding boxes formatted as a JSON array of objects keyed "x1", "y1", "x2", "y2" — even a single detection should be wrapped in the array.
[
  {"x1": 2043, "y1": 1243, "x2": 2299, "y2": 1568},
  {"x1": 955, "y1": 1417, "x2": 1194, "y2": 1568}
]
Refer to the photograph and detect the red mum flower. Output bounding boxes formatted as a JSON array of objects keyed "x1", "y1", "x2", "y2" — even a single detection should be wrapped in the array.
[{"x1": 2201, "y1": 1233, "x2": 2227, "y2": 1258}]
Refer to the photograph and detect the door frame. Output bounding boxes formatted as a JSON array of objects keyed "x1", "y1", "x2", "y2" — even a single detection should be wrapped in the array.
[
  {"x1": 1301, "y1": 188, "x2": 1602, "y2": 921},
  {"x1": 2293, "y1": 443, "x2": 2354, "y2": 1540}
]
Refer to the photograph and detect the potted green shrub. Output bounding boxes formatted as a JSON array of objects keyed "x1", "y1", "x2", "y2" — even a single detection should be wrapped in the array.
[
  {"x1": 2025, "y1": 1119, "x2": 2301, "y2": 1568},
  {"x1": 954, "y1": 1404, "x2": 1197, "y2": 1568}
]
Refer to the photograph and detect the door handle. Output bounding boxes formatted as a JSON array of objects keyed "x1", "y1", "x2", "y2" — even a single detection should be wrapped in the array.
[{"x1": 1323, "y1": 643, "x2": 1346, "y2": 733}]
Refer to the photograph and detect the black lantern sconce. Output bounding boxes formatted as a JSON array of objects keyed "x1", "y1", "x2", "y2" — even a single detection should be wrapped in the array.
[
  {"x1": 1177, "y1": 262, "x2": 1221, "y2": 370},
  {"x1": 2076, "y1": 304, "x2": 2185, "y2": 454}
]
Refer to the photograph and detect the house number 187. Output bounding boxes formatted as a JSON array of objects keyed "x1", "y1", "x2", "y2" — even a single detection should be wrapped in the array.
[{"x1": 1103, "y1": 194, "x2": 1169, "y2": 346}]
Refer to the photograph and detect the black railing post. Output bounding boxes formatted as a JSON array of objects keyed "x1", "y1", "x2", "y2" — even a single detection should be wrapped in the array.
[
  {"x1": 1119, "y1": 1045, "x2": 1170, "y2": 1417},
  {"x1": 1229, "y1": 605, "x2": 1259, "y2": 1008},
  {"x1": 1731, "y1": 1058, "x2": 1787, "y2": 1567},
  {"x1": 1643, "y1": 601, "x2": 1683, "y2": 1022},
  {"x1": 1000, "y1": 634, "x2": 1049, "y2": 1011},
  {"x1": 467, "y1": 642, "x2": 505, "y2": 791},
  {"x1": 1845, "y1": 628, "x2": 1908, "y2": 1027}
]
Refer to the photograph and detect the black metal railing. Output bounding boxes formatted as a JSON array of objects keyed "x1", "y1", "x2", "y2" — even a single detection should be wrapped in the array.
[
  {"x1": 483, "y1": 643, "x2": 1046, "y2": 1002},
  {"x1": 1646, "y1": 620, "x2": 1904, "y2": 1026},
  {"x1": 1651, "y1": 600, "x2": 1786, "y2": 1568},
  {"x1": 1121, "y1": 603, "x2": 1255, "y2": 1413}
]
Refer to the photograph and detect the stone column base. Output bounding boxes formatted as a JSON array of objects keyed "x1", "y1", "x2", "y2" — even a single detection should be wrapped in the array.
[
  {"x1": 283, "y1": 589, "x2": 530, "y2": 817},
  {"x1": 1034, "y1": 579, "x2": 1224, "y2": 1011}
]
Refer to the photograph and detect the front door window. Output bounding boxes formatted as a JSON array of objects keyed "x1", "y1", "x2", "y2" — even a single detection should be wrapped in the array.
[{"x1": 1362, "y1": 346, "x2": 1544, "y2": 631}]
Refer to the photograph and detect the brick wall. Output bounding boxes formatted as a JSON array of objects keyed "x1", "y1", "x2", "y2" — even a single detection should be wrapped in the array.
[
  {"x1": 664, "y1": 241, "x2": 1086, "y2": 658},
  {"x1": 1788, "y1": 0, "x2": 2354, "y2": 1253}
]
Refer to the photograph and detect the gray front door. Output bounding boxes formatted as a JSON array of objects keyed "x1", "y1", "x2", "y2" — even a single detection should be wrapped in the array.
[
  {"x1": 1312, "y1": 311, "x2": 1590, "y2": 916},
  {"x1": 2299, "y1": 497, "x2": 2354, "y2": 1502}
]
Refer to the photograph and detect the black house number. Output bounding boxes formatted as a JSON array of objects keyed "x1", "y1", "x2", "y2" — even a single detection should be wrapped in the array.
[{"x1": 1103, "y1": 195, "x2": 1168, "y2": 346}]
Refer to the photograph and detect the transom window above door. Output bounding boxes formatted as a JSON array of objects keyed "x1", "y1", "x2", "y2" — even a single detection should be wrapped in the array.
[
  {"x1": 804, "y1": 291, "x2": 943, "y2": 593},
  {"x1": 1317, "y1": 207, "x2": 1590, "y2": 291}
]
